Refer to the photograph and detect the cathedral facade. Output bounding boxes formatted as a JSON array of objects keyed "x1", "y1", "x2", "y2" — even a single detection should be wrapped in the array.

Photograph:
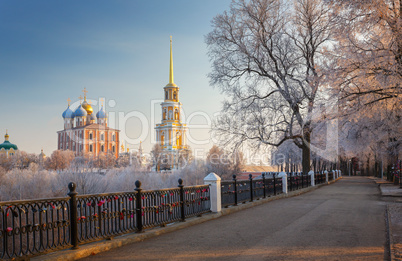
[
  {"x1": 155, "y1": 37, "x2": 188, "y2": 170},
  {"x1": 57, "y1": 90, "x2": 120, "y2": 158}
]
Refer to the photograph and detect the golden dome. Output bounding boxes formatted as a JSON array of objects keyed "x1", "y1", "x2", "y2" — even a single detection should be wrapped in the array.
[{"x1": 82, "y1": 100, "x2": 93, "y2": 115}]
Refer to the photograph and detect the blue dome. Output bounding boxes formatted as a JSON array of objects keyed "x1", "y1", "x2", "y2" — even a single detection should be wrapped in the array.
[
  {"x1": 62, "y1": 106, "x2": 75, "y2": 119},
  {"x1": 96, "y1": 106, "x2": 107, "y2": 119},
  {"x1": 74, "y1": 104, "x2": 87, "y2": 117}
]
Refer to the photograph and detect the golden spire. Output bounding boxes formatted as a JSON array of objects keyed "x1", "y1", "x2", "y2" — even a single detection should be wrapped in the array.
[
  {"x1": 169, "y1": 36, "x2": 174, "y2": 84},
  {"x1": 166, "y1": 36, "x2": 177, "y2": 87},
  {"x1": 5, "y1": 130, "x2": 9, "y2": 141}
]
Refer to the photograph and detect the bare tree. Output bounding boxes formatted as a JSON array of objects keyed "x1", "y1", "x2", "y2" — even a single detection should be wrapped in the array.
[{"x1": 206, "y1": 0, "x2": 334, "y2": 173}]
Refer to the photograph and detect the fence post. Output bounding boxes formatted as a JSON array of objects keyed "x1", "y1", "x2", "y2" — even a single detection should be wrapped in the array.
[
  {"x1": 324, "y1": 170, "x2": 329, "y2": 183},
  {"x1": 233, "y1": 175, "x2": 238, "y2": 206},
  {"x1": 249, "y1": 174, "x2": 254, "y2": 202},
  {"x1": 273, "y1": 173, "x2": 277, "y2": 195},
  {"x1": 204, "y1": 173, "x2": 221, "y2": 213},
  {"x1": 262, "y1": 173, "x2": 266, "y2": 198},
  {"x1": 68, "y1": 182, "x2": 79, "y2": 249},
  {"x1": 278, "y1": 172, "x2": 288, "y2": 194},
  {"x1": 333, "y1": 170, "x2": 336, "y2": 180},
  {"x1": 135, "y1": 180, "x2": 143, "y2": 233},
  {"x1": 178, "y1": 178, "x2": 185, "y2": 221},
  {"x1": 309, "y1": 170, "x2": 315, "y2": 186}
]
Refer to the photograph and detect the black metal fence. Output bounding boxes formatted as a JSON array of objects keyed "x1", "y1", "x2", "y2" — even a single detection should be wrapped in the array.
[
  {"x1": 287, "y1": 172, "x2": 311, "y2": 191},
  {"x1": 0, "y1": 179, "x2": 210, "y2": 260},
  {"x1": 328, "y1": 171, "x2": 334, "y2": 181},
  {"x1": 221, "y1": 174, "x2": 283, "y2": 207},
  {"x1": 221, "y1": 171, "x2": 338, "y2": 207},
  {"x1": 315, "y1": 172, "x2": 326, "y2": 185}
]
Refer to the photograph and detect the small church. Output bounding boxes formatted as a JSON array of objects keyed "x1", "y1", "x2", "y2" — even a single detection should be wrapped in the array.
[{"x1": 0, "y1": 131, "x2": 18, "y2": 157}]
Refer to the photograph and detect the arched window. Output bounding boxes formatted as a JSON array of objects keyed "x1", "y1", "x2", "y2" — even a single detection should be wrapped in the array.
[
  {"x1": 101, "y1": 133, "x2": 104, "y2": 141},
  {"x1": 112, "y1": 133, "x2": 115, "y2": 141},
  {"x1": 112, "y1": 146, "x2": 115, "y2": 153},
  {"x1": 101, "y1": 145, "x2": 104, "y2": 152},
  {"x1": 89, "y1": 133, "x2": 93, "y2": 140},
  {"x1": 176, "y1": 132, "x2": 180, "y2": 146},
  {"x1": 173, "y1": 91, "x2": 177, "y2": 100},
  {"x1": 89, "y1": 144, "x2": 93, "y2": 152},
  {"x1": 165, "y1": 91, "x2": 168, "y2": 100}
]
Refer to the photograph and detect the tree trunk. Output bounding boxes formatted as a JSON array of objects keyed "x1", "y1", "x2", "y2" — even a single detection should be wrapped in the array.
[{"x1": 302, "y1": 128, "x2": 311, "y2": 174}]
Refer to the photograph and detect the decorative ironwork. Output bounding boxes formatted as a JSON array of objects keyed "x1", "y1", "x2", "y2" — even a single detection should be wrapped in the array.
[
  {"x1": 221, "y1": 173, "x2": 284, "y2": 207},
  {"x1": 0, "y1": 197, "x2": 70, "y2": 260},
  {"x1": 0, "y1": 178, "x2": 210, "y2": 260}
]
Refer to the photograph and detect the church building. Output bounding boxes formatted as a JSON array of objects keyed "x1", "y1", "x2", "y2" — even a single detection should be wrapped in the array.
[
  {"x1": 155, "y1": 37, "x2": 188, "y2": 169},
  {"x1": 0, "y1": 131, "x2": 18, "y2": 157},
  {"x1": 57, "y1": 89, "x2": 120, "y2": 158}
]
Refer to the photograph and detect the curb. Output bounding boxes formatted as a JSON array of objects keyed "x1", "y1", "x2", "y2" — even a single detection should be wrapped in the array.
[{"x1": 32, "y1": 179, "x2": 340, "y2": 261}]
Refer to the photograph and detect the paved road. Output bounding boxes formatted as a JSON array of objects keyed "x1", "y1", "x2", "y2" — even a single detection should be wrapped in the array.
[{"x1": 82, "y1": 177, "x2": 388, "y2": 260}]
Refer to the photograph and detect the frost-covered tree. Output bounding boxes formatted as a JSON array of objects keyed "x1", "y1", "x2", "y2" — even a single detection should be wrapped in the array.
[
  {"x1": 45, "y1": 150, "x2": 75, "y2": 170},
  {"x1": 207, "y1": 0, "x2": 334, "y2": 173},
  {"x1": 206, "y1": 145, "x2": 245, "y2": 179},
  {"x1": 330, "y1": 0, "x2": 401, "y2": 110},
  {"x1": 329, "y1": 0, "x2": 401, "y2": 171}
]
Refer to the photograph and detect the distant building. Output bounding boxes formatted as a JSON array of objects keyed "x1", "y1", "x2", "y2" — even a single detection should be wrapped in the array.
[
  {"x1": 0, "y1": 131, "x2": 18, "y2": 157},
  {"x1": 155, "y1": 37, "x2": 188, "y2": 170},
  {"x1": 238, "y1": 165, "x2": 278, "y2": 179},
  {"x1": 57, "y1": 89, "x2": 120, "y2": 158}
]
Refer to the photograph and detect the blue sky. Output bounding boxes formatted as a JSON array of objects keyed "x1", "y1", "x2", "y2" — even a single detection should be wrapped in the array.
[{"x1": 0, "y1": 0, "x2": 232, "y2": 156}]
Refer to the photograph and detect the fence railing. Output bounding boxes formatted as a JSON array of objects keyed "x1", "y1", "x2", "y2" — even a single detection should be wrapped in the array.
[
  {"x1": 328, "y1": 171, "x2": 334, "y2": 181},
  {"x1": 221, "y1": 174, "x2": 283, "y2": 207},
  {"x1": 220, "y1": 170, "x2": 340, "y2": 208},
  {"x1": 0, "y1": 197, "x2": 71, "y2": 260},
  {"x1": 0, "y1": 179, "x2": 210, "y2": 260},
  {"x1": 1, "y1": 170, "x2": 340, "y2": 260}
]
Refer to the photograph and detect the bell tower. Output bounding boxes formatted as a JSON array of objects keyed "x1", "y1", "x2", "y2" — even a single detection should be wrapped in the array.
[{"x1": 155, "y1": 37, "x2": 188, "y2": 170}]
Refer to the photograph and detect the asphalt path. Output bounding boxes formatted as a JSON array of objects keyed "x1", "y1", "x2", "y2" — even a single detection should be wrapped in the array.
[{"x1": 82, "y1": 177, "x2": 388, "y2": 260}]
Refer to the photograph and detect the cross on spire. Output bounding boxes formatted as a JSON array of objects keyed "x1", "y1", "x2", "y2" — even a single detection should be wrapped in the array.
[
  {"x1": 83, "y1": 88, "x2": 88, "y2": 101},
  {"x1": 67, "y1": 98, "x2": 71, "y2": 106}
]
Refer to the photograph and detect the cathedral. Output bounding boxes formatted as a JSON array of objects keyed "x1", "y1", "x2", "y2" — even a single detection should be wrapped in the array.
[
  {"x1": 58, "y1": 89, "x2": 120, "y2": 158},
  {"x1": 155, "y1": 37, "x2": 188, "y2": 170}
]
